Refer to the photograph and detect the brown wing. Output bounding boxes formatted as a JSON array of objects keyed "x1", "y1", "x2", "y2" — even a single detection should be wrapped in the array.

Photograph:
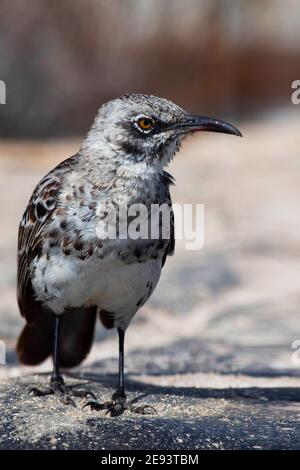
[{"x1": 17, "y1": 157, "x2": 75, "y2": 323}]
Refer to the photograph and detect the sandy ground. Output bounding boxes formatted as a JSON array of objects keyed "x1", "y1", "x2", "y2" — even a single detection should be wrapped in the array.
[{"x1": 1, "y1": 109, "x2": 300, "y2": 449}]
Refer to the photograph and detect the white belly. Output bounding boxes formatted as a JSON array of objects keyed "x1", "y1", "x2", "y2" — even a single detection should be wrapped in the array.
[{"x1": 32, "y1": 252, "x2": 161, "y2": 328}]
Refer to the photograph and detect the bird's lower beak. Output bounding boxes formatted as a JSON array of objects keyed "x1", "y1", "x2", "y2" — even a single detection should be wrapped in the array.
[{"x1": 175, "y1": 115, "x2": 242, "y2": 137}]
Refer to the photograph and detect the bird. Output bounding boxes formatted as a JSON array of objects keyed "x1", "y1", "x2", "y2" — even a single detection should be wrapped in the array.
[{"x1": 16, "y1": 94, "x2": 241, "y2": 416}]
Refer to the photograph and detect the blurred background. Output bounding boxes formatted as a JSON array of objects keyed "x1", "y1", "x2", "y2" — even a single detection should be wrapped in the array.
[
  {"x1": 1, "y1": 0, "x2": 300, "y2": 136},
  {"x1": 1, "y1": 0, "x2": 300, "y2": 405}
]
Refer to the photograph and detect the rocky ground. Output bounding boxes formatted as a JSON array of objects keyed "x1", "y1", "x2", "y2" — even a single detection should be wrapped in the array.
[{"x1": 1, "y1": 109, "x2": 300, "y2": 450}]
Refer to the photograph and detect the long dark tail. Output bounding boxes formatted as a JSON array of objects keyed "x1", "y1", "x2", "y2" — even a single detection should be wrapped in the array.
[{"x1": 17, "y1": 306, "x2": 97, "y2": 368}]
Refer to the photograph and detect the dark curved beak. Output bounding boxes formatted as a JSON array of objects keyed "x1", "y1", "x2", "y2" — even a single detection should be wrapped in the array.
[{"x1": 174, "y1": 115, "x2": 242, "y2": 137}]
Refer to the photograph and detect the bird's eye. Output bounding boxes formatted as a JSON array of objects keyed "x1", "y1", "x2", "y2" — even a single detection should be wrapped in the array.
[{"x1": 135, "y1": 116, "x2": 155, "y2": 133}]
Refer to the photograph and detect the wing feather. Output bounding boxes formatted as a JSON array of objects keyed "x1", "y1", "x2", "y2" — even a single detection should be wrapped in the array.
[{"x1": 17, "y1": 157, "x2": 76, "y2": 323}]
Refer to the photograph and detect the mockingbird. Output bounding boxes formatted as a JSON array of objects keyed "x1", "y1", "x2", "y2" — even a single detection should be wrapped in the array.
[{"x1": 17, "y1": 94, "x2": 241, "y2": 416}]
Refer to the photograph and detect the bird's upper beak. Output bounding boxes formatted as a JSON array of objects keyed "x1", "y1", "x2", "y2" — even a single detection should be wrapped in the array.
[{"x1": 174, "y1": 114, "x2": 242, "y2": 137}]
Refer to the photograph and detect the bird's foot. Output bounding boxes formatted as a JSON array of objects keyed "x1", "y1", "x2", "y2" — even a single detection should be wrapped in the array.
[
  {"x1": 83, "y1": 389, "x2": 126, "y2": 416},
  {"x1": 28, "y1": 375, "x2": 96, "y2": 407},
  {"x1": 83, "y1": 389, "x2": 156, "y2": 417}
]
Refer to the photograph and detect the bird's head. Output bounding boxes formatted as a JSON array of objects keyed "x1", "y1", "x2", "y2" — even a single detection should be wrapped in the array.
[{"x1": 82, "y1": 94, "x2": 242, "y2": 168}]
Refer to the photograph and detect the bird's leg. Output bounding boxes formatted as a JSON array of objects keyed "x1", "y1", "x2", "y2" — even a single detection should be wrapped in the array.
[
  {"x1": 107, "y1": 327, "x2": 127, "y2": 416},
  {"x1": 29, "y1": 315, "x2": 68, "y2": 402},
  {"x1": 29, "y1": 314, "x2": 96, "y2": 406},
  {"x1": 50, "y1": 314, "x2": 64, "y2": 388},
  {"x1": 83, "y1": 328, "x2": 126, "y2": 415},
  {"x1": 83, "y1": 327, "x2": 155, "y2": 416}
]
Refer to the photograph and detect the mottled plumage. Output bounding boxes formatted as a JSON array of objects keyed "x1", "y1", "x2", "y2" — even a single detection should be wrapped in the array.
[{"x1": 16, "y1": 94, "x2": 241, "y2": 414}]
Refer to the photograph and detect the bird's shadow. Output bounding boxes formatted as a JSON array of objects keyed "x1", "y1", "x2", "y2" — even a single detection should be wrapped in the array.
[
  {"x1": 10, "y1": 332, "x2": 300, "y2": 407},
  {"x1": 61, "y1": 370, "x2": 300, "y2": 406},
  {"x1": 8, "y1": 328, "x2": 300, "y2": 407}
]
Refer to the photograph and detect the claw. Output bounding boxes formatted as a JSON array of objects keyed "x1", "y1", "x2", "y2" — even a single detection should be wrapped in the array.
[
  {"x1": 130, "y1": 404, "x2": 156, "y2": 415},
  {"x1": 83, "y1": 400, "x2": 105, "y2": 411},
  {"x1": 83, "y1": 396, "x2": 156, "y2": 417},
  {"x1": 106, "y1": 402, "x2": 124, "y2": 417},
  {"x1": 72, "y1": 390, "x2": 97, "y2": 400},
  {"x1": 28, "y1": 387, "x2": 41, "y2": 396},
  {"x1": 60, "y1": 395, "x2": 76, "y2": 407},
  {"x1": 28, "y1": 378, "x2": 97, "y2": 407},
  {"x1": 28, "y1": 386, "x2": 53, "y2": 397}
]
